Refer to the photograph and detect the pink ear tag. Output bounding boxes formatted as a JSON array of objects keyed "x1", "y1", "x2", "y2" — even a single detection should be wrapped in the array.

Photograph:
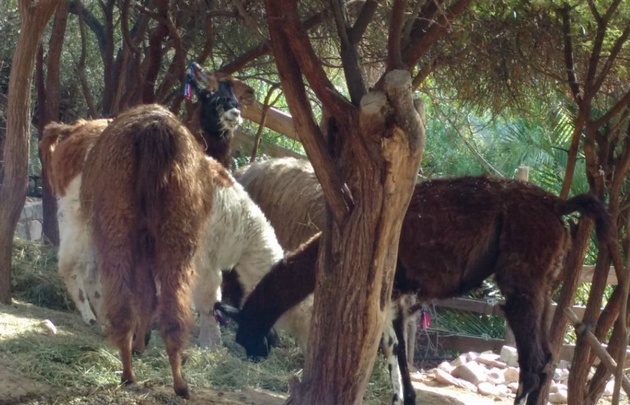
[{"x1": 419, "y1": 309, "x2": 431, "y2": 329}]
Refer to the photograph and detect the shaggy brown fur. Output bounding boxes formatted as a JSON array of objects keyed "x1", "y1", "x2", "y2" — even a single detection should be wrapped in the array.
[
  {"x1": 40, "y1": 119, "x2": 110, "y2": 197},
  {"x1": 80, "y1": 104, "x2": 213, "y2": 398},
  {"x1": 228, "y1": 158, "x2": 611, "y2": 405}
]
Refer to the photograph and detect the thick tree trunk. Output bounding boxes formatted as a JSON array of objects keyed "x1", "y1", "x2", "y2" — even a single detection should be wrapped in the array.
[
  {"x1": 0, "y1": 0, "x2": 59, "y2": 304},
  {"x1": 287, "y1": 72, "x2": 424, "y2": 405}
]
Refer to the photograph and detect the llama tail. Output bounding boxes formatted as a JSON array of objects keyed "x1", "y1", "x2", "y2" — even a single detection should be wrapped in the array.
[
  {"x1": 557, "y1": 194, "x2": 612, "y2": 245},
  {"x1": 131, "y1": 117, "x2": 180, "y2": 244}
]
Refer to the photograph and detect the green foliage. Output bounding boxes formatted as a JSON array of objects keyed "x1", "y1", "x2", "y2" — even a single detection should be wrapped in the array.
[{"x1": 431, "y1": 307, "x2": 506, "y2": 340}]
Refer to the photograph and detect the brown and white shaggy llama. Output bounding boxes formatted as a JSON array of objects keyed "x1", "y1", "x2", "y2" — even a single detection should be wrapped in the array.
[
  {"x1": 40, "y1": 69, "x2": 254, "y2": 328},
  {"x1": 41, "y1": 119, "x2": 290, "y2": 350},
  {"x1": 39, "y1": 119, "x2": 111, "y2": 325},
  {"x1": 80, "y1": 104, "x2": 213, "y2": 397},
  {"x1": 219, "y1": 157, "x2": 611, "y2": 405}
]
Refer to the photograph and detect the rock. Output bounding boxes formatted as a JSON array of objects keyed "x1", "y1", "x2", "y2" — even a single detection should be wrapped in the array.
[
  {"x1": 437, "y1": 361, "x2": 455, "y2": 374},
  {"x1": 553, "y1": 367, "x2": 570, "y2": 383},
  {"x1": 486, "y1": 368, "x2": 505, "y2": 385},
  {"x1": 452, "y1": 361, "x2": 488, "y2": 385},
  {"x1": 28, "y1": 220, "x2": 43, "y2": 241},
  {"x1": 434, "y1": 368, "x2": 460, "y2": 387},
  {"x1": 495, "y1": 384, "x2": 511, "y2": 397},
  {"x1": 450, "y1": 353, "x2": 468, "y2": 367},
  {"x1": 476, "y1": 352, "x2": 507, "y2": 369},
  {"x1": 478, "y1": 381, "x2": 501, "y2": 397},
  {"x1": 455, "y1": 378, "x2": 478, "y2": 392},
  {"x1": 549, "y1": 389, "x2": 568, "y2": 404},
  {"x1": 465, "y1": 351, "x2": 479, "y2": 362},
  {"x1": 507, "y1": 382, "x2": 519, "y2": 393},
  {"x1": 500, "y1": 345, "x2": 519, "y2": 367},
  {"x1": 40, "y1": 319, "x2": 57, "y2": 335},
  {"x1": 503, "y1": 366, "x2": 519, "y2": 383}
]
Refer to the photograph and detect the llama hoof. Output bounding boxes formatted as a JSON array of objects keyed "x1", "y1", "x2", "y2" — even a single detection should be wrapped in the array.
[
  {"x1": 174, "y1": 383, "x2": 190, "y2": 399},
  {"x1": 121, "y1": 374, "x2": 136, "y2": 386}
]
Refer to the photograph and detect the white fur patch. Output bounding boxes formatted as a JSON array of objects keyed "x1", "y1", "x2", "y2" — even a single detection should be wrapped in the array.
[
  {"x1": 57, "y1": 175, "x2": 100, "y2": 326},
  {"x1": 193, "y1": 180, "x2": 284, "y2": 348}
]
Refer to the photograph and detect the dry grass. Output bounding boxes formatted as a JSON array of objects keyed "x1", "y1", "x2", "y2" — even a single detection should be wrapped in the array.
[{"x1": 2, "y1": 238, "x2": 393, "y2": 405}]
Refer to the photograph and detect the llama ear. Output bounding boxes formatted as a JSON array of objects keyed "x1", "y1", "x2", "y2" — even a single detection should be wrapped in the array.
[{"x1": 213, "y1": 302, "x2": 240, "y2": 325}]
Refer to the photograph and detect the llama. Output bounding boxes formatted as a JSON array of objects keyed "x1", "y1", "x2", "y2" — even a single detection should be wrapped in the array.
[
  {"x1": 41, "y1": 70, "x2": 252, "y2": 327},
  {"x1": 219, "y1": 157, "x2": 611, "y2": 405},
  {"x1": 185, "y1": 62, "x2": 252, "y2": 168},
  {"x1": 80, "y1": 104, "x2": 213, "y2": 398},
  {"x1": 39, "y1": 119, "x2": 111, "y2": 325}
]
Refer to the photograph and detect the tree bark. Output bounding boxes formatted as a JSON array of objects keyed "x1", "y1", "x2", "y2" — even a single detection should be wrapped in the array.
[
  {"x1": 40, "y1": 0, "x2": 68, "y2": 246},
  {"x1": 290, "y1": 74, "x2": 424, "y2": 405},
  {"x1": 0, "y1": 0, "x2": 60, "y2": 304}
]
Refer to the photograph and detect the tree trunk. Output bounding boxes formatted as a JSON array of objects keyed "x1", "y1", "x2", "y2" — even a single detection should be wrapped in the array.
[
  {"x1": 40, "y1": 0, "x2": 68, "y2": 246},
  {"x1": 288, "y1": 72, "x2": 424, "y2": 405},
  {"x1": 0, "y1": 0, "x2": 59, "y2": 304}
]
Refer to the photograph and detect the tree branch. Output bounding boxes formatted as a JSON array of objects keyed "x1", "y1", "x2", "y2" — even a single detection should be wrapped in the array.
[
  {"x1": 593, "y1": 89, "x2": 630, "y2": 129},
  {"x1": 220, "y1": 9, "x2": 331, "y2": 74},
  {"x1": 348, "y1": 0, "x2": 378, "y2": 44},
  {"x1": 386, "y1": 0, "x2": 406, "y2": 70},
  {"x1": 75, "y1": 0, "x2": 98, "y2": 117},
  {"x1": 401, "y1": 0, "x2": 473, "y2": 69},
  {"x1": 591, "y1": 24, "x2": 630, "y2": 98},
  {"x1": 233, "y1": 0, "x2": 269, "y2": 46},
  {"x1": 585, "y1": 0, "x2": 602, "y2": 24},
  {"x1": 559, "y1": 4, "x2": 582, "y2": 103},
  {"x1": 330, "y1": 0, "x2": 366, "y2": 104},
  {"x1": 274, "y1": 0, "x2": 352, "y2": 117},
  {"x1": 264, "y1": 0, "x2": 352, "y2": 224}
]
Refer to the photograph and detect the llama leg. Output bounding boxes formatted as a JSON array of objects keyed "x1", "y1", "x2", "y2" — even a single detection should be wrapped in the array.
[
  {"x1": 58, "y1": 251, "x2": 98, "y2": 325},
  {"x1": 193, "y1": 268, "x2": 223, "y2": 349},
  {"x1": 83, "y1": 257, "x2": 103, "y2": 326},
  {"x1": 156, "y1": 270, "x2": 193, "y2": 399},
  {"x1": 381, "y1": 304, "x2": 406, "y2": 405},
  {"x1": 131, "y1": 262, "x2": 157, "y2": 355},
  {"x1": 404, "y1": 296, "x2": 419, "y2": 371},
  {"x1": 501, "y1": 291, "x2": 552, "y2": 405},
  {"x1": 99, "y1": 259, "x2": 137, "y2": 386},
  {"x1": 393, "y1": 303, "x2": 416, "y2": 405}
]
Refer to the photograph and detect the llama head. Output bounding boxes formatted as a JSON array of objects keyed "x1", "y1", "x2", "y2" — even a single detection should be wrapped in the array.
[
  {"x1": 213, "y1": 302, "x2": 272, "y2": 359},
  {"x1": 187, "y1": 62, "x2": 255, "y2": 106}
]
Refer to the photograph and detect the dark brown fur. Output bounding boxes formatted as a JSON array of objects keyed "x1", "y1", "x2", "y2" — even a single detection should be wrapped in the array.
[
  {"x1": 229, "y1": 161, "x2": 611, "y2": 405},
  {"x1": 80, "y1": 104, "x2": 213, "y2": 398}
]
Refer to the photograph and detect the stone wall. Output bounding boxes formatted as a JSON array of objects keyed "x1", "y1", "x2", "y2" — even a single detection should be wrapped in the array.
[{"x1": 15, "y1": 198, "x2": 43, "y2": 242}]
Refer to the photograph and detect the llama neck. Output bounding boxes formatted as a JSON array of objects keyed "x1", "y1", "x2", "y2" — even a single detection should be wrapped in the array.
[
  {"x1": 238, "y1": 235, "x2": 320, "y2": 336},
  {"x1": 203, "y1": 128, "x2": 233, "y2": 168},
  {"x1": 200, "y1": 182, "x2": 284, "y2": 292}
]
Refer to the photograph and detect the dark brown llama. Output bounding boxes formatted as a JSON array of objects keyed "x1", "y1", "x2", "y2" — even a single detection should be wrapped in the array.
[
  {"x1": 80, "y1": 104, "x2": 213, "y2": 398},
  {"x1": 219, "y1": 157, "x2": 611, "y2": 405}
]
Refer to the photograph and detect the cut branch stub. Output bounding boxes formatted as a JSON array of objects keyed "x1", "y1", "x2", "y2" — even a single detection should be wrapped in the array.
[{"x1": 384, "y1": 70, "x2": 425, "y2": 154}]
